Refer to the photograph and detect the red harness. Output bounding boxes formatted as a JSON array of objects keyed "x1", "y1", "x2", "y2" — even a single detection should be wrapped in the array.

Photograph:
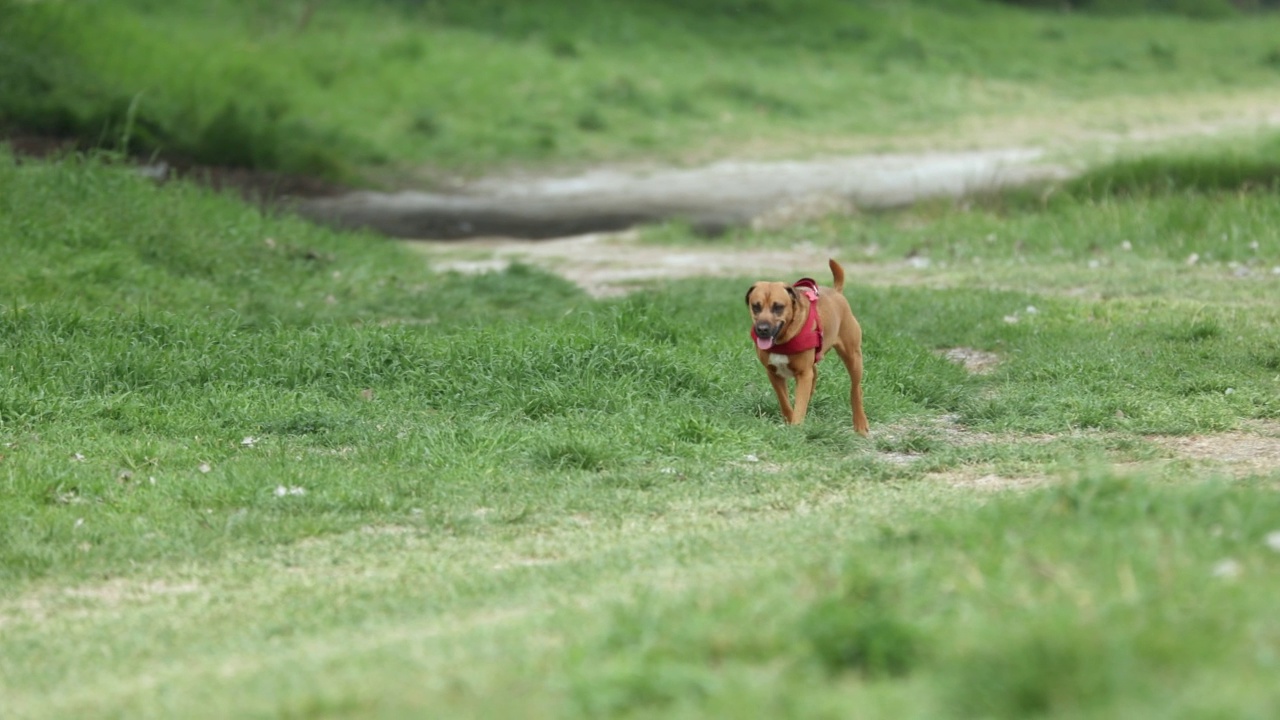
[{"x1": 751, "y1": 278, "x2": 825, "y2": 363}]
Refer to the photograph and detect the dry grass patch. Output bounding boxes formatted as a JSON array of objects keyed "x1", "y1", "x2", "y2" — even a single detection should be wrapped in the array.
[
  {"x1": 0, "y1": 578, "x2": 203, "y2": 629},
  {"x1": 415, "y1": 231, "x2": 937, "y2": 298},
  {"x1": 1148, "y1": 421, "x2": 1280, "y2": 476},
  {"x1": 926, "y1": 469, "x2": 1049, "y2": 492},
  {"x1": 936, "y1": 347, "x2": 1002, "y2": 375}
]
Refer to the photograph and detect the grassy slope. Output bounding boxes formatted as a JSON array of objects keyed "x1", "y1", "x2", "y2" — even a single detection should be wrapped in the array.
[
  {"x1": 4, "y1": 4, "x2": 1280, "y2": 716},
  {"x1": 4, "y1": 0, "x2": 1280, "y2": 177},
  {"x1": 3, "y1": 149, "x2": 1280, "y2": 717}
]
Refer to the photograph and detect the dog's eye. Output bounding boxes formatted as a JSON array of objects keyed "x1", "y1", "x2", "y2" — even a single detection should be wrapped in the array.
[
  {"x1": 751, "y1": 303, "x2": 762, "y2": 313},
  {"x1": 771, "y1": 303, "x2": 785, "y2": 314}
]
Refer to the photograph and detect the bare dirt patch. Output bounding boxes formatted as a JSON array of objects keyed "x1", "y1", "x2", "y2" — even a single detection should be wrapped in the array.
[
  {"x1": 359, "y1": 524, "x2": 418, "y2": 537},
  {"x1": 926, "y1": 470, "x2": 1049, "y2": 491},
  {"x1": 879, "y1": 413, "x2": 1011, "y2": 447},
  {"x1": 62, "y1": 578, "x2": 202, "y2": 605},
  {"x1": 904, "y1": 419, "x2": 1280, "y2": 489},
  {"x1": 937, "y1": 347, "x2": 1002, "y2": 375},
  {"x1": 418, "y1": 231, "x2": 935, "y2": 298},
  {"x1": 0, "y1": 578, "x2": 202, "y2": 629},
  {"x1": 492, "y1": 556, "x2": 560, "y2": 571},
  {"x1": 1148, "y1": 421, "x2": 1280, "y2": 476}
]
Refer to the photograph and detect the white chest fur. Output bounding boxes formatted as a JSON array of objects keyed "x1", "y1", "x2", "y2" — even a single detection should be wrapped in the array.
[{"x1": 767, "y1": 353, "x2": 795, "y2": 379}]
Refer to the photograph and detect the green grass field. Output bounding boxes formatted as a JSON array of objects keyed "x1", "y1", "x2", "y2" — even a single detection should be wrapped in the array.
[
  {"x1": 5, "y1": 0, "x2": 1280, "y2": 716},
  {"x1": 5, "y1": 0, "x2": 1280, "y2": 178},
  {"x1": 3, "y1": 142, "x2": 1280, "y2": 717}
]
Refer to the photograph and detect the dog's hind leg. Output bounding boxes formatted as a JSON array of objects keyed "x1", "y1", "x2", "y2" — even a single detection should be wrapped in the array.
[{"x1": 835, "y1": 342, "x2": 870, "y2": 436}]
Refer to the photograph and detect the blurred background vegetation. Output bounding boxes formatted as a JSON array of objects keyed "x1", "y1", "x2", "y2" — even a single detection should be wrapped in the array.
[{"x1": 3, "y1": 0, "x2": 1280, "y2": 181}]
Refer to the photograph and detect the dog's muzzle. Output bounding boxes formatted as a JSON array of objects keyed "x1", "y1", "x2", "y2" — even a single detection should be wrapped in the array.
[
  {"x1": 754, "y1": 321, "x2": 783, "y2": 349},
  {"x1": 754, "y1": 321, "x2": 779, "y2": 338}
]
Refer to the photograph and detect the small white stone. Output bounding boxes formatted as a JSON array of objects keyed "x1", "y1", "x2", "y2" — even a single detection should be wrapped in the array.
[
  {"x1": 1186, "y1": 253, "x2": 1200, "y2": 266},
  {"x1": 1025, "y1": 306, "x2": 1038, "y2": 315},
  {"x1": 1120, "y1": 240, "x2": 1132, "y2": 251},
  {"x1": 1211, "y1": 558, "x2": 1242, "y2": 580},
  {"x1": 1265, "y1": 531, "x2": 1280, "y2": 553},
  {"x1": 744, "y1": 454, "x2": 760, "y2": 463},
  {"x1": 1225, "y1": 388, "x2": 1235, "y2": 395},
  {"x1": 1003, "y1": 315, "x2": 1019, "y2": 324}
]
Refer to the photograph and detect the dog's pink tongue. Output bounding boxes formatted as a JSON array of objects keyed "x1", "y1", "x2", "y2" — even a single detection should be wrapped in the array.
[{"x1": 755, "y1": 336, "x2": 773, "y2": 350}]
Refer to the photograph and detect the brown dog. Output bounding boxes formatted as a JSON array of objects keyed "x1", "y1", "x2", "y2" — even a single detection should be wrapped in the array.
[{"x1": 745, "y1": 259, "x2": 869, "y2": 435}]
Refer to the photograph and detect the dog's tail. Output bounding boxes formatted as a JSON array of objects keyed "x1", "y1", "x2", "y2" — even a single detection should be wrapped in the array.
[{"x1": 828, "y1": 258, "x2": 845, "y2": 293}]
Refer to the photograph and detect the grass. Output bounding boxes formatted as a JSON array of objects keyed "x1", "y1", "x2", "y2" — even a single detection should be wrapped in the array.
[
  {"x1": 3, "y1": 143, "x2": 1280, "y2": 718},
  {"x1": 5, "y1": 0, "x2": 1280, "y2": 178},
  {"x1": 4, "y1": 4, "x2": 1280, "y2": 715}
]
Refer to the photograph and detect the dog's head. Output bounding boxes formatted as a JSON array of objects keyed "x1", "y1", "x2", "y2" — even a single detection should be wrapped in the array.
[{"x1": 745, "y1": 281, "x2": 798, "y2": 351}]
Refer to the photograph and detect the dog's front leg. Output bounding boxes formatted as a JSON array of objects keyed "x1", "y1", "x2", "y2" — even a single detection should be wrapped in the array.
[
  {"x1": 766, "y1": 368, "x2": 794, "y2": 423},
  {"x1": 789, "y1": 367, "x2": 817, "y2": 425}
]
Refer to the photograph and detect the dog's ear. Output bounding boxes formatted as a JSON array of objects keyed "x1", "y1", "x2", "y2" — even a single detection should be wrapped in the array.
[
  {"x1": 786, "y1": 286, "x2": 798, "y2": 302},
  {"x1": 744, "y1": 284, "x2": 757, "y2": 305}
]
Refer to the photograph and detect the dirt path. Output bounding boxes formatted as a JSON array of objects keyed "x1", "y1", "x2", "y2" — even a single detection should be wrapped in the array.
[
  {"x1": 416, "y1": 231, "x2": 932, "y2": 297},
  {"x1": 297, "y1": 90, "x2": 1280, "y2": 240},
  {"x1": 299, "y1": 147, "x2": 1063, "y2": 239}
]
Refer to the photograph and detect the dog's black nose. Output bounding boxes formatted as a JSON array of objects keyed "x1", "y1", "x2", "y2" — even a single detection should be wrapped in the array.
[{"x1": 754, "y1": 322, "x2": 774, "y2": 338}]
